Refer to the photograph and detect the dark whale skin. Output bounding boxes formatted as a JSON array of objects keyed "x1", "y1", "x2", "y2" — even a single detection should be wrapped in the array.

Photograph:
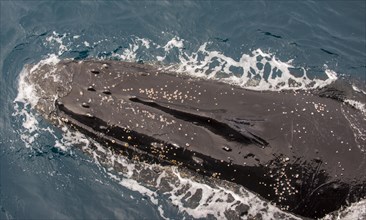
[{"x1": 28, "y1": 60, "x2": 366, "y2": 218}]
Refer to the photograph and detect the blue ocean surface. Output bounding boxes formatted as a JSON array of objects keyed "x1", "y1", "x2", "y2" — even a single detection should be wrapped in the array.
[{"x1": 1, "y1": 1, "x2": 365, "y2": 219}]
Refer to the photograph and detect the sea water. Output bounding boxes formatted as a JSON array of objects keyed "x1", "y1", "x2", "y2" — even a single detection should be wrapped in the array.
[{"x1": 1, "y1": 1, "x2": 365, "y2": 219}]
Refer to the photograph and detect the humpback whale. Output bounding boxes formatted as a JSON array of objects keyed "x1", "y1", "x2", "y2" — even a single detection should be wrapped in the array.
[{"x1": 25, "y1": 60, "x2": 366, "y2": 218}]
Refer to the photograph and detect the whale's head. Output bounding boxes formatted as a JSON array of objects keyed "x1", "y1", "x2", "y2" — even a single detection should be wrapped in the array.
[
  {"x1": 23, "y1": 58, "x2": 74, "y2": 121},
  {"x1": 22, "y1": 58, "x2": 366, "y2": 218}
]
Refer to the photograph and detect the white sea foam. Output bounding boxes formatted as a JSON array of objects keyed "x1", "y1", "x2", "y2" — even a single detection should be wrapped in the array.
[
  {"x1": 46, "y1": 31, "x2": 69, "y2": 55},
  {"x1": 13, "y1": 54, "x2": 61, "y2": 148},
  {"x1": 14, "y1": 68, "x2": 39, "y2": 108},
  {"x1": 108, "y1": 36, "x2": 338, "y2": 91},
  {"x1": 110, "y1": 37, "x2": 152, "y2": 61},
  {"x1": 344, "y1": 99, "x2": 366, "y2": 115},
  {"x1": 323, "y1": 199, "x2": 366, "y2": 220},
  {"x1": 163, "y1": 37, "x2": 184, "y2": 51},
  {"x1": 341, "y1": 103, "x2": 366, "y2": 152},
  {"x1": 13, "y1": 67, "x2": 40, "y2": 147},
  {"x1": 352, "y1": 84, "x2": 366, "y2": 95},
  {"x1": 14, "y1": 53, "x2": 60, "y2": 106},
  {"x1": 167, "y1": 43, "x2": 338, "y2": 91},
  {"x1": 43, "y1": 32, "x2": 339, "y2": 92},
  {"x1": 136, "y1": 37, "x2": 152, "y2": 49},
  {"x1": 83, "y1": 41, "x2": 90, "y2": 47}
]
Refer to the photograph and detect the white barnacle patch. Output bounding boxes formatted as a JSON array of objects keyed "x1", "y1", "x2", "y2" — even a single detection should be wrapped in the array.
[
  {"x1": 159, "y1": 115, "x2": 176, "y2": 126},
  {"x1": 313, "y1": 102, "x2": 327, "y2": 113},
  {"x1": 192, "y1": 156, "x2": 203, "y2": 164},
  {"x1": 141, "y1": 88, "x2": 159, "y2": 100},
  {"x1": 61, "y1": 117, "x2": 69, "y2": 123},
  {"x1": 222, "y1": 146, "x2": 232, "y2": 152},
  {"x1": 267, "y1": 159, "x2": 299, "y2": 206},
  {"x1": 100, "y1": 94, "x2": 114, "y2": 104},
  {"x1": 140, "y1": 86, "x2": 197, "y2": 104}
]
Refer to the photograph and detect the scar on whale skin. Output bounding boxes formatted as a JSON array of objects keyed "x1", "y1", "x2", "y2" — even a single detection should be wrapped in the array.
[{"x1": 25, "y1": 60, "x2": 366, "y2": 219}]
